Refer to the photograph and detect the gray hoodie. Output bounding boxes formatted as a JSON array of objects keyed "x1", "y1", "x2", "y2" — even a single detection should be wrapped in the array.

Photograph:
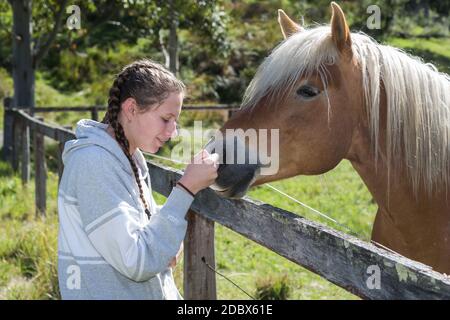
[{"x1": 57, "y1": 119, "x2": 193, "y2": 300}]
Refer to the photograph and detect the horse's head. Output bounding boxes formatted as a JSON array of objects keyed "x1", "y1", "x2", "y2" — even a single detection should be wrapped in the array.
[{"x1": 208, "y1": 3, "x2": 364, "y2": 198}]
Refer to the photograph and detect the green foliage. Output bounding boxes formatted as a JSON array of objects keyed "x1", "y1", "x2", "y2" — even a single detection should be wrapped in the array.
[
  {"x1": 0, "y1": 215, "x2": 60, "y2": 299},
  {"x1": 3, "y1": 1, "x2": 447, "y2": 108},
  {"x1": 0, "y1": 68, "x2": 13, "y2": 100},
  {"x1": 387, "y1": 37, "x2": 450, "y2": 74},
  {"x1": 42, "y1": 40, "x2": 156, "y2": 93},
  {"x1": 0, "y1": 67, "x2": 13, "y2": 129},
  {"x1": 0, "y1": 1, "x2": 12, "y2": 69},
  {"x1": 255, "y1": 274, "x2": 291, "y2": 300},
  {"x1": 214, "y1": 73, "x2": 247, "y2": 103},
  {"x1": 0, "y1": 163, "x2": 60, "y2": 299},
  {"x1": 389, "y1": 6, "x2": 449, "y2": 38},
  {"x1": 0, "y1": 2, "x2": 448, "y2": 299},
  {"x1": 154, "y1": 0, "x2": 231, "y2": 57}
]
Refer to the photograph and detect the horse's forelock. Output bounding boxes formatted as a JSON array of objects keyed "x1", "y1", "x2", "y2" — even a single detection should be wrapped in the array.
[{"x1": 242, "y1": 26, "x2": 338, "y2": 110}]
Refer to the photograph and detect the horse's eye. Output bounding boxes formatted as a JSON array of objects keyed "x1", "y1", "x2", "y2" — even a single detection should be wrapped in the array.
[{"x1": 296, "y1": 85, "x2": 320, "y2": 98}]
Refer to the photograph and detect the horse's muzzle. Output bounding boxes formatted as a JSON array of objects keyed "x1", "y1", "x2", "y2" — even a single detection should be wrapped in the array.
[{"x1": 204, "y1": 135, "x2": 260, "y2": 198}]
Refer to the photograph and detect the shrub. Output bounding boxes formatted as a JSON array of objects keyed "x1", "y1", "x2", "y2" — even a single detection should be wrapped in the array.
[{"x1": 254, "y1": 274, "x2": 291, "y2": 300}]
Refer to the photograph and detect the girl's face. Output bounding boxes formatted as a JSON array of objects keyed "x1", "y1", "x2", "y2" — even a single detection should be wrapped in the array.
[{"x1": 127, "y1": 92, "x2": 183, "y2": 154}]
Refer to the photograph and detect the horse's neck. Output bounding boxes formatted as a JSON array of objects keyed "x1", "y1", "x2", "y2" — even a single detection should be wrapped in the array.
[{"x1": 346, "y1": 120, "x2": 450, "y2": 273}]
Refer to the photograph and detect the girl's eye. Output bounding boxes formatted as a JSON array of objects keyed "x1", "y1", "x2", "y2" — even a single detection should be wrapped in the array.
[
  {"x1": 162, "y1": 117, "x2": 170, "y2": 123},
  {"x1": 296, "y1": 85, "x2": 320, "y2": 99}
]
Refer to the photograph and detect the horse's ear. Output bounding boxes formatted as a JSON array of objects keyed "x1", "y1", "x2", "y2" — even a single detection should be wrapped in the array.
[
  {"x1": 278, "y1": 9, "x2": 302, "y2": 39},
  {"x1": 330, "y1": 2, "x2": 352, "y2": 56}
]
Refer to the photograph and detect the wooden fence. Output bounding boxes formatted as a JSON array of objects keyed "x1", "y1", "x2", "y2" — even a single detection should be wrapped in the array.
[
  {"x1": 33, "y1": 104, "x2": 239, "y2": 122},
  {"x1": 2, "y1": 102, "x2": 450, "y2": 300}
]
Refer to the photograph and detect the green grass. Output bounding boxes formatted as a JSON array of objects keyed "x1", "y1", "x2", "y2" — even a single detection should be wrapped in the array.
[
  {"x1": 0, "y1": 161, "x2": 59, "y2": 299},
  {"x1": 386, "y1": 37, "x2": 450, "y2": 74},
  {"x1": 0, "y1": 68, "x2": 98, "y2": 131}
]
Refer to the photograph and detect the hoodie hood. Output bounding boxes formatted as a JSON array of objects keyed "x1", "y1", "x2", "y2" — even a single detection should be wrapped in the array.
[{"x1": 62, "y1": 119, "x2": 148, "y2": 179}]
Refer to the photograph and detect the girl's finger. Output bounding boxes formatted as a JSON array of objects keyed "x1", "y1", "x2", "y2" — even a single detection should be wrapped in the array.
[{"x1": 209, "y1": 153, "x2": 219, "y2": 163}]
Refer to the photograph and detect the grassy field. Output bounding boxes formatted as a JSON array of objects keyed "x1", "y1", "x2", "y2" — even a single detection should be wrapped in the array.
[
  {"x1": 0, "y1": 35, "x2": 447, "y2": 299},
  {"x1": 0, "y1": 142, "x2": 374, "y2": 299},
  {"x1": 0, "y1": 161, "x2": 60, "y2": 299},
  {"x1": 386, "y1": 37, "x2": 450, "y2": 74}
]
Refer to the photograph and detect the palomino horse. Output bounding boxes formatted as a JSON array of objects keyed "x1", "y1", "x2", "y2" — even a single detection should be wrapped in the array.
[{"x1": 207, "y1": 3, "x2": 450, "y2": 274}]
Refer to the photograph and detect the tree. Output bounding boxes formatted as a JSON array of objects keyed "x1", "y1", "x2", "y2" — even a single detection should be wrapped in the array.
[
  {"x1": 154, "y1": 0, "x2": 230, "y2": 75},
  {"x1": 8, "y1": 0, "x2": 68, "y2": 111},
  {"x1": 2, "y1": 0, "x2": 68, "y2": 161},
  {"x1": 2, "y1": 1, "x2": 230, "y2": 159}
]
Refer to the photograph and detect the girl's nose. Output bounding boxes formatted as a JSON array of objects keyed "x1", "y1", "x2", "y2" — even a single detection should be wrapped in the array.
[{"x1": 169, "y1": 122, "x2": 179, "y2": 139}]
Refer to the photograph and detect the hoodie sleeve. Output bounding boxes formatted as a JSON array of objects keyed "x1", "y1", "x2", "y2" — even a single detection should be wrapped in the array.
[{"x1": 73, "y1": 147, "x2": 194, "y2": 282}]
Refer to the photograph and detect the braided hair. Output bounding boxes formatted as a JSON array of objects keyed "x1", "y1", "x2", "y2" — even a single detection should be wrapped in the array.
[{"x1": 102, "y1": 59, "x2": 185, "y2": 219}]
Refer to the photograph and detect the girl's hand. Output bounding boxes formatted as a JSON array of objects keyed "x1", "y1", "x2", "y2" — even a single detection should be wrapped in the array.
[
  {"x1": 178, "y1": 150, "x2": 219, "y2": 195},
  {"x1": 168, "y1": 243, "x2": 183, "y2": 269}
]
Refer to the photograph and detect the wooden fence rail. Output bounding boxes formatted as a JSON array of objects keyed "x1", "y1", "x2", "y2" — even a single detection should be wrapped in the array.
[
  {"x1": 2, "y1": 104, "x2": 450, "y2": 300},
  {"x1": 2, "y1": 102, "x2": 239, "y2": 160},
  {"x1": 32, "y1": 104, "x2": 240, "y2": 122},
  {"x1": 148, "y1": 162, "x2": 450, "y2": 300}
]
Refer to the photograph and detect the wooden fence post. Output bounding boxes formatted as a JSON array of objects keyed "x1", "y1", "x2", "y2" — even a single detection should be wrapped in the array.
[
  {"x1": 2, "y1": 97, "x2": 14, "y2": 163},
  {"x1": 12, "y1": 115, "x2": 21, "y2": 172},
  {"x1": 183, "y1": 210, "x2": 217, "y2": 300},
  {"x1": 21, "y1": 122, "x2": 30, "y2": 184},
  {"x1": 227, "y1": 109, "x2": 234, "y2": 121},
  {"x1": 91, "y1": 106, "x2": 98, "y2": 121},
  {"x1": 34, "y1": 118, "x2": 46, "y2": 217}
]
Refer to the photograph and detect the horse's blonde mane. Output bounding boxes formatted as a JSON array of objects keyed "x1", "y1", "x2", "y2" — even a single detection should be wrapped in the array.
[
  {"x1": 243, "y1": 27, "x2": 338, "y2": 111},
  {"x1": 243, "y1": 26, "x2": 450, "y2": 196}
]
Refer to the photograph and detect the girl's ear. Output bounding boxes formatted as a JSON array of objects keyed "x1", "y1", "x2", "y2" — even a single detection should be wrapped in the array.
[{"x1": 121, "y1": 98, "x2": 137, "y2": 121}]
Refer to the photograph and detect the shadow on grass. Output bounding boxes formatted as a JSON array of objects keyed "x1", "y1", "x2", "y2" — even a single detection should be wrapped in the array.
[{"x1": 403, "y1": 48, "x2": 450, "y2": 74}]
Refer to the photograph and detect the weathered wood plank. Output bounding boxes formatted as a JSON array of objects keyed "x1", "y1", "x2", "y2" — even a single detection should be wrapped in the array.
[
  {"x1": 2, "y1": 97, "x2": 14, "y2": 162},
  {"x1": 33, "y1": 106, "x2": 103, "y2": 113},
  {"x1": 33, "y1": 105, "x2": 239, "y2": 113},
  {"x1": 21, "y1": 123, "x2": 30, "y2": 184},
  {"x1": 12, "y1": 109, "x2": 74, "y2": 186},
  {"x1": 15, "y1": 109, "x2": 75, "y2": 143},
  {"x1": 147, "y1": 161, "x2": 450, "y2": 300},
  {"x1": 34, "y1": 128, "x2": 46, "y2": 217},
  {"x1": 12, "y1": 116, "x2": 21, "y2": 171},
  {"x1": 184, "y1": 210, "x2": 217, "y2": 300},
  {"x1": 91, "y1": 106, "x2": 99, "y2": 121}
]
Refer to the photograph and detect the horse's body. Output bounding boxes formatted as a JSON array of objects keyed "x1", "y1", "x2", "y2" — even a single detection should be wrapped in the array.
[{"x1": 209, "y1": 3, "x2": 450, "y2": 274}]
